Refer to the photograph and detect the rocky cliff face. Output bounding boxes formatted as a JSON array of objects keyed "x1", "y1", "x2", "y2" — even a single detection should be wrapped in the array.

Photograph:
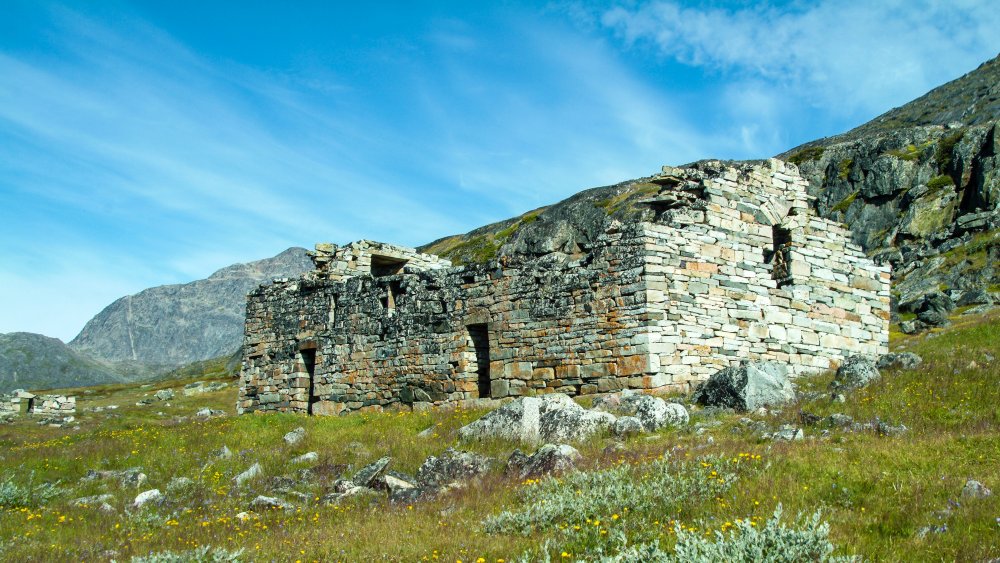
[
  {"x1": 780, "y1": 54, "x2": 1000, "y2": 316},
  {"x1": 0, "y1": 332, "x2": 125, "y2": 393},
  {"x1": 69, "y1": 247, "x2": 312, "y2": 371}
]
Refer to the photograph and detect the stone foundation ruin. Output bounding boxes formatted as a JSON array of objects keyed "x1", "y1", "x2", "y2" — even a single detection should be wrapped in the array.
[
  {"x1": 0, "y1": 390, "x2": 76, "y2": 419},
  {"x1": 238, "y1": 159, "x2": 890, "y2": 415}
]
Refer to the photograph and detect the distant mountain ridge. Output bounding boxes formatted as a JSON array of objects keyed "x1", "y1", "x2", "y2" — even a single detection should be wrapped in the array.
[
  {"x1": 0, "y1": 332, "x2": 126, "y2": 393},
  {"x1": 68, "y1": 247, "x2": 312, "y2": 373}
]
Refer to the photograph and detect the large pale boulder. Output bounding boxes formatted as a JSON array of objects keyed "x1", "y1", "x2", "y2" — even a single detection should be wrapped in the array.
[
  {"x1": 458, "y1": 393, "x2": 616, "y2": 443},
  {"x1": 693, "y1": 361, "x2": 795, "y2": 412}
]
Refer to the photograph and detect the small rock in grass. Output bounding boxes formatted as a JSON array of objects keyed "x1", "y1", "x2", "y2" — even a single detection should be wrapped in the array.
[
  {"x1": 771, "y1": 425, "x2": 804, "y2": 441},
  {"x1": 215, "y1": 445, "x2": 233, "y2": 459},
  {"x1": 877, "y1": 352, "x2": 922, "y2": 370},
  {"x1": 71, "y1": 493, "x2": 114, "y2": 507},
  {"x1": 283, "y1": 426, "x2": 306, "y2": 446},
  {"x1": 291, "y1": 452, "x2": 318, "y2": 464},
  {"x1": 132, "y1": 489, "x2": 162, "y2": 509},
  {"x1": 352, "y1": 456, "x2": 391, "y2": 488},
  {"x1": 250, "y1": 495, "x2": 293, "y2": 511},
  {"x1": 612, "y1": 416, "x2": 644, "y2": 439},
  {"x1": 154, "y1": 389, "x2": 175, "y2": 401},
  {"x1": 234, "y1": 463, "x2": 262, "y2": 486},
  {"x1": 961, "y1": 479, "x2": 992, "y2": 499}
]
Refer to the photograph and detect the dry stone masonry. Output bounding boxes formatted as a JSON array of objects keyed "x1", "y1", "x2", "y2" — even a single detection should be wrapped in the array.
[
  {"x1": 0, "y1": 390, "x2": 76, "y2": 418},
  {"x1": 239, "y1": 159, "x2": 890, "y2": 416}
]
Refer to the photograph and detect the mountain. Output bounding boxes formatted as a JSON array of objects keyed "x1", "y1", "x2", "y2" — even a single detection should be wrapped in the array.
[
  {"x1": 0, "y1": 332, "x2": 126, "y2": 393},
  {"x1": 778, "y1": 53, "x2": 1000, "y2": 312},
  {"x1": 69, "y1": 247, "x2": 312, "y2": 373}
]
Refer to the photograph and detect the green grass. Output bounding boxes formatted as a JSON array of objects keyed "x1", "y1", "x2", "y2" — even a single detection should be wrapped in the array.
[
  {"x1": 887, "y1": 144, "x2": 923, "y2": 162},
  {"x1": 830, "y1": 191, "x2": 858, "y2": 214},
  {"x1": 837, "y1": 158, "x2": 853, "y2": 181},
  {"x1": 926, "y1": 174, "x2": 955, "y2": 191},
  {"x1": 787, "y1": 147, "x2": 825, "y2": 165},
  {"x1": 1, "y1": 313, "x2": 999, "y2": 561},
  {"x1": 935, "y1": 130, "x2": 965, "y2": 173}
]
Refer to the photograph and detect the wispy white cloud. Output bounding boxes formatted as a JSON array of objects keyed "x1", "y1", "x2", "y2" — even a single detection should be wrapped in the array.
[{"x1": 601, "y1": 0, "x2": 1000, "y2": 147}]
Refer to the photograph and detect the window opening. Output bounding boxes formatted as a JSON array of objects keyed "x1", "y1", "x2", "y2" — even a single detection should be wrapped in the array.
[{"x1": 370, "y1": 255, "x2": 408, "y2": 277}]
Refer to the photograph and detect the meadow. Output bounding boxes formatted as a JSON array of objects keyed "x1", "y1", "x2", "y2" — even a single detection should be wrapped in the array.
[{"x1": 0, "y1": 311, "x2": 997, "y2": 562}]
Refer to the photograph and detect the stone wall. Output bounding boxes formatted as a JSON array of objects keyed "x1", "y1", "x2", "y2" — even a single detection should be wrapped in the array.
[
  {"x1": 30, "y1": 394, "x2": 76, "y2": 416},
  {"x1": 0, "y1": 391, "x2": 76, "y2": 417},
  {"x1": 239, "y1": 159, "x2": 890, "y2": 416}
]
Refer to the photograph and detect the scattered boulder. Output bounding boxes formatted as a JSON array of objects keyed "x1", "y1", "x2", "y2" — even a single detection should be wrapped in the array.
[
  {"x1": 153, "y1": 389, "x2": 175, "y2": 401},
  {"x1": 83, "y1": 468, "x2": 147, "y2": 487},
  {"x1": 619, "y1": 393, "x2": 688, "y2": 430},
  {"x1": 826, "y1": 413, "x2": 855, "y2": 428},
  {"x1": 416, "y1": 448, "x2": 491, "y2": 488},
  {"x1": 834, "y1": 355, "x2": 881, "y2": 389},
  {"x1": 915, "y1": 291, "x2": 955, "y2": 326},
  {"x1": 536, "y1": 404, "x2": 616, "y2": 443},
  {"x1": 507, "y1": 444, "x2": 581, "y2": 479},
  {"x1": 956, "y1": 288, "x2": 994, "y2": 307},
  {"x1": 250, "y1": 495, "x2": 293, "y2": 511},
  {"x1": 458, "y1": 394, "x2": 615, "y2": 443},
  {"x1": 769, "y1": 425, "x2": 804, "y2": 441},
  {"x1": 693, "y1": 361, "x2": 795, "y2": 412},
  {"x1": 291, "y1": 452, "x2": 318, "y2": 464},
  {"x1": 215, "y1": 445, "x2": 233, "y2": 459},
  {"x1": 352, "y1": 456, "x2": 391, "y2": 488},
  {"x1": 196, "y1": 408, "x2": 226, "y2": 418},
  {"x1": 612, "y1": 416, "x2": 644, "y2": 439},
  {"x1": 183, "y1": 381, "x2": 229, "y2": 396},
  {"x1": 71, "y1": 493, "x2": 114, "y2": 507},
  {"x1": 283, "y1": 426, "x2": 306, "y2": 446},
  {"x1": 900, "y1": 319, "x2": 926, "y2": 334},
  {"x1": 132, "y1": 489, "x2": 162, "y2": 509},
  {"x1": 961, "y1": 479, "x2": 992, "y2": 499},
  {"x1": 877, "y1": 352, "x2": 923, "y2": 370},
  {"x1": 234, "y1": 463, "x2": 262, "y2": 486}
]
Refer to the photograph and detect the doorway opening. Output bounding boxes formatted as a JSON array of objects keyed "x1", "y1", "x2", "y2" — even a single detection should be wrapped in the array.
[
  {"x1": 300, "y1": 348, "x2": 318, "y2": 415},
  {"x1": 467, "y1": 323, "x2": 491, "y2": 398}
]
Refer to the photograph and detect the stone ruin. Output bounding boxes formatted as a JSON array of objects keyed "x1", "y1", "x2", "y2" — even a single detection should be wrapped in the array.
[
  {"x1": 0, "y1": 390, "x2": 76, "y2": 419},
  {"x1": 238, "y1": 159, "x2": 890, "y2": 416}
]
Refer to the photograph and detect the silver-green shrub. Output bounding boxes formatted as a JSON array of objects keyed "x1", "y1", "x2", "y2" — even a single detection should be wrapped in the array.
[
  {"x1": 611, "y1": 505, "x2": 853, "y2": 562},
  {"x1": 484, "y1": 456, "x2": 736, "y2": 536},
  {"x1": 130, "y1": 546, "x2": 244, "y2": 563},
  {"x1": 0, "y1": 472, "x2": 61, "y2": 508}
]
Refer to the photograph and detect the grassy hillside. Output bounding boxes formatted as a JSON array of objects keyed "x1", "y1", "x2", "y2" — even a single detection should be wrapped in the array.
[{"x1": 0, "y1": 311, "x2": 997, "y2": 561}]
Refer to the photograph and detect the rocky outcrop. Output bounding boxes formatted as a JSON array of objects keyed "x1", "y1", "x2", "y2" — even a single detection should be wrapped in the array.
[
  {"x1": 780, "y1": 55, "x2": 1000, "y2": 314},
  {"x1": 69, "y1": 247, "x2": 311, "y2": 371}
]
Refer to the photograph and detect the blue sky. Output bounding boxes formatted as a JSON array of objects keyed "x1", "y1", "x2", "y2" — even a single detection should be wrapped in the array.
[{"x1": 2, "y1": 0, "x2": 999, "y2": 341}]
